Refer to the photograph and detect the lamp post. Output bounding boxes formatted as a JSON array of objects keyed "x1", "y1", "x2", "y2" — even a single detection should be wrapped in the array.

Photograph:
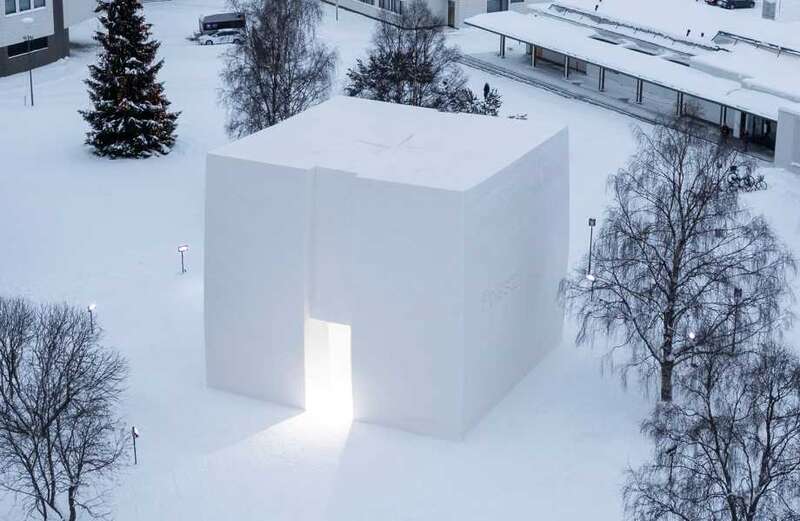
[
  {"x1": 87, "y1": 303, "x2": 96, "y2": 333},
  {"x1": 586, "y1": 272, "x2": 598, "y2": 300},
  {"x1": 587, "y1": 218, "x2": 597, "y2": 276},
  {"x1": 21, "y1": 17, "x2": 34, "y2": 107},
  {"x1": 131, "y1": 426, "x2": 140, "y2": 464},
  {"x1": 687, "y1": 331, "x2": 701, "y2": 368},
  {"x1": 178, "y1": 244, "x2": 189, "y2": 274},
  {"x1": 732, "y1": 287, "x2": 742, "y2": 351}
]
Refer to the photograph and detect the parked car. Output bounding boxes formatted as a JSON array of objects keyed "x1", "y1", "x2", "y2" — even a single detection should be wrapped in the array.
[
  {"x1": 717, "y1": 0, "x2": 755, "y2": 8},
  {"x1": 199, "y1": 29, "x2": 244, "y2": 46}
]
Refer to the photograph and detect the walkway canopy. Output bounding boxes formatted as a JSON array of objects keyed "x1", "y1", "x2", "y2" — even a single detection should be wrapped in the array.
[{"x1": 464, "y1": 11, "x2": 800, "y2": 122}]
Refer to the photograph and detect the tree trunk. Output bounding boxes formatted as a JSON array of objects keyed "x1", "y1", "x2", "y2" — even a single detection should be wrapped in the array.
[
  {"x1": 68, "y1": 485, "x2": 78, "y2": 521},
  {"x1": 660, "y1": 360, "x2": 674, "y2": 402}
]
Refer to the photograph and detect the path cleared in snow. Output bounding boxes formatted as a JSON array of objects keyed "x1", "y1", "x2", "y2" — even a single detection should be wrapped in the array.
[{"x1": 4, "y1": 1, "x2": 796, "y2": 520}]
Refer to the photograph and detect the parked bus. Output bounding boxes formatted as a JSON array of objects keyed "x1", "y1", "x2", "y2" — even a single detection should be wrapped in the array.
[{"x1": 198, "y1": 12, "x2": 246, "y2": 34}]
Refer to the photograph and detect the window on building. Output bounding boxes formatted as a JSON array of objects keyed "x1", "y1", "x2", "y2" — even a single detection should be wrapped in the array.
[
  {"x1": 378, "y1": 0, "x2": 401, "y2": 13},
  {"x1": 4, "y1": 0, "x2": 44, "y2": 15},
  {"x1": 6, "y1": 36, "x2": 47, "y2": 57}
]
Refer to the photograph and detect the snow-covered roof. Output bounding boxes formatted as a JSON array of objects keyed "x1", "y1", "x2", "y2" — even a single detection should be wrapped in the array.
[
  {"x1": 464, "y1": 10, "x2": 800, "y2": 121},
  {"x1": 546, "y1": 0, "x2": 800, "y2": 52},
  {"x1": 535, "y1": 0, "x2": 800, "y2": 105},
  {"x1": 209, "y1": 96, "x2": 565, "y2": 191},
  {"x1": 689, "y1": 45, "x2": 800, "y2": 103}
]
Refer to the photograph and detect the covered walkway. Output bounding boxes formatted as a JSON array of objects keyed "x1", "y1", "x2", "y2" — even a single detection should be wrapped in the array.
[{"x1": 464, "y1": 11, "x2": 798, "y2": 153}]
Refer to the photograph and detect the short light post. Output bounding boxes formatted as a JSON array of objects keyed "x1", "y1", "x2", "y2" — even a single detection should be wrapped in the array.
[
  {"x1": 178, "y1": 244, "x2": 189, "y2": 274},
  {"x1": 131, "y1": 426, "x2": 140, "y2": 464},
  {"x1": 21, "y1": 17, "x2": 35, "y2": 107},
  {"x1": 587, "y1": 218, "x2": 596, "y2": 276},
  {"x1": 87, "y1": 303, "x2": 96, "y2": 333}
]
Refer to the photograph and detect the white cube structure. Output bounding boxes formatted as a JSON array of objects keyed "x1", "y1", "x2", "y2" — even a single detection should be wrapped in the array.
[{"x1": 205, "y1": 97, "x2": 569, "y2": 439}]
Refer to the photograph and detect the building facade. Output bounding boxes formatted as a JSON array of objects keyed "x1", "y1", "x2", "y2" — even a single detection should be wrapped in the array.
[
  {"x1": 0, "y1": 0, "x2": 95, "y2": 77},
  {"x1": 205, "y1": 97, "x2": 569, "y2": 439},
  {"x1": 464, "y1": 0, "x2": 800, "y2": 158},
  {"x1": 325, "y1": 0, "x2": 537, "y2": 27}
]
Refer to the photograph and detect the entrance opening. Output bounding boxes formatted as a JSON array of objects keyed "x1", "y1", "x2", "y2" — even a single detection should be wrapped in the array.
[{"x1": 305, "y1": 319, "x2": 353, "y2": 422}]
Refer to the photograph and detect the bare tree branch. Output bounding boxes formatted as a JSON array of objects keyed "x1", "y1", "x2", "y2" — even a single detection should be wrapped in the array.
[
  {"x1": 560, "y1": 112, "x2": 795, "y2": 402},
  {"x1": 0, "y1": 298, "x2": 129, "y2": 521}
]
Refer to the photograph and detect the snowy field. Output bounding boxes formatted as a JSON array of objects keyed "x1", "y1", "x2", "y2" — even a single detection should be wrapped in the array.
[{"x1": 0, "y1": 0, "x2": 798, "y2": 519}]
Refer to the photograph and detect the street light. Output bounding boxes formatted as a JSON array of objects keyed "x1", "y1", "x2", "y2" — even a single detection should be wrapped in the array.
[
  {"x1": 732, "y1": 287, "x2": 742, "y2": 351},
  {"x1": 87, "y1": 303, "x2": 96, "y2": 333},
  {"x1": 587, "y1": 218, "x2": 597, "y2": 276},
  {"x1": 131, "y1": 426, "x2": 140, "y2": 464},
  {"x1": 178, "y1": 244, "x2": 189, "y2": 274},
  {"x1": 21, "y1": 17, "x2": 35, "y2": 107}
]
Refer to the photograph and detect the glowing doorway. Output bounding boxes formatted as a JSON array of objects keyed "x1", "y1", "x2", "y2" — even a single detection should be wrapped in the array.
[{"x1": 305, "y1": 319, "x2": 353, "y2": 422}]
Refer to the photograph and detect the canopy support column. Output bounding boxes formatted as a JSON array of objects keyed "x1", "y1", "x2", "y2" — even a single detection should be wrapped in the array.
[
  {"x1": 676, "y1": 91, "x2": 684, "y2": 116},
  {"x1": 564, "y1": 55, "x2": 570, "y2": 79},
  {"x1": 500, "y1": 35, "x2": 506, "y2": 58},
  {"x1": 635, "y1": 78, "x2": 643, "y2": 104},
  {"x1": 532, "y1": 45, "x2": 537, "y2": 67},
  {"x1": 598, "y1": 66, "x2": 605, "y2": 92}
]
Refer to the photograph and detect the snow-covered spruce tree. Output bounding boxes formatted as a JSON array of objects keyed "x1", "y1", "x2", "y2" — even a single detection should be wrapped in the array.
[
  {"x1": 345, "y1": 1, "x2": 502, "y2": 116},
  {"x1": 81, "y1": 0, "x2": 179, "y2": 158},
  {"x1": 220, "y1": 0, "x2": 336, "y2": 137},
  {"x1": 559, "y1": 114, "x2": 794, "y2": 402}
]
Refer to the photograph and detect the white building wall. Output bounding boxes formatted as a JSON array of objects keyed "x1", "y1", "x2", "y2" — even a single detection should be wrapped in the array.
[
  {"x1": 456, "y1": 0, "x2": 487, "y2": 26},
  {"x1": 776, "y1": 108, "x2": 800, "y2": 173},
  {"x1": 204, "y1": 155, "x2": 310, "y2": 409},
  {"x1": 350, "y1": 179, "x2": 465, "y2": 438},
  {"x1": 308, "y1": 168, "x2": 356, "y2": 326},
  {"x1": 324, "y1": 0, "x2": 399, "y2": 22},
  {"x1": 0, "y1": 6, "x2": 54, "y2": 47},
  {"x1": 0, "y1": 0, "x2": 92, "y2": 47},
  {"x1": 462, "y1": 129, "x2": 569, "y2": 430}
]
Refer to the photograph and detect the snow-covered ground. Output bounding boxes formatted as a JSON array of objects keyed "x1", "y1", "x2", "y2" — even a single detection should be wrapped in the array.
[{"x1": 0, "y1": 1, "x2": 797, "y2": 519}]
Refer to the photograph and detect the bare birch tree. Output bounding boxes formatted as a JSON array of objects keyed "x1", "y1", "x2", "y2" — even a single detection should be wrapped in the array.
[
  {"x1": 560, "y1": 119, "x2": 794, "y2": 401},
  {"x1": 625, "y1": 343, "x2": 800, "y2": 521},
  {"x1": 0, "y1": 297, "x2": 128, "y2": 521},
  {"x1": 219, "y1": 0, "x2": 336, "y2": 137}
]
